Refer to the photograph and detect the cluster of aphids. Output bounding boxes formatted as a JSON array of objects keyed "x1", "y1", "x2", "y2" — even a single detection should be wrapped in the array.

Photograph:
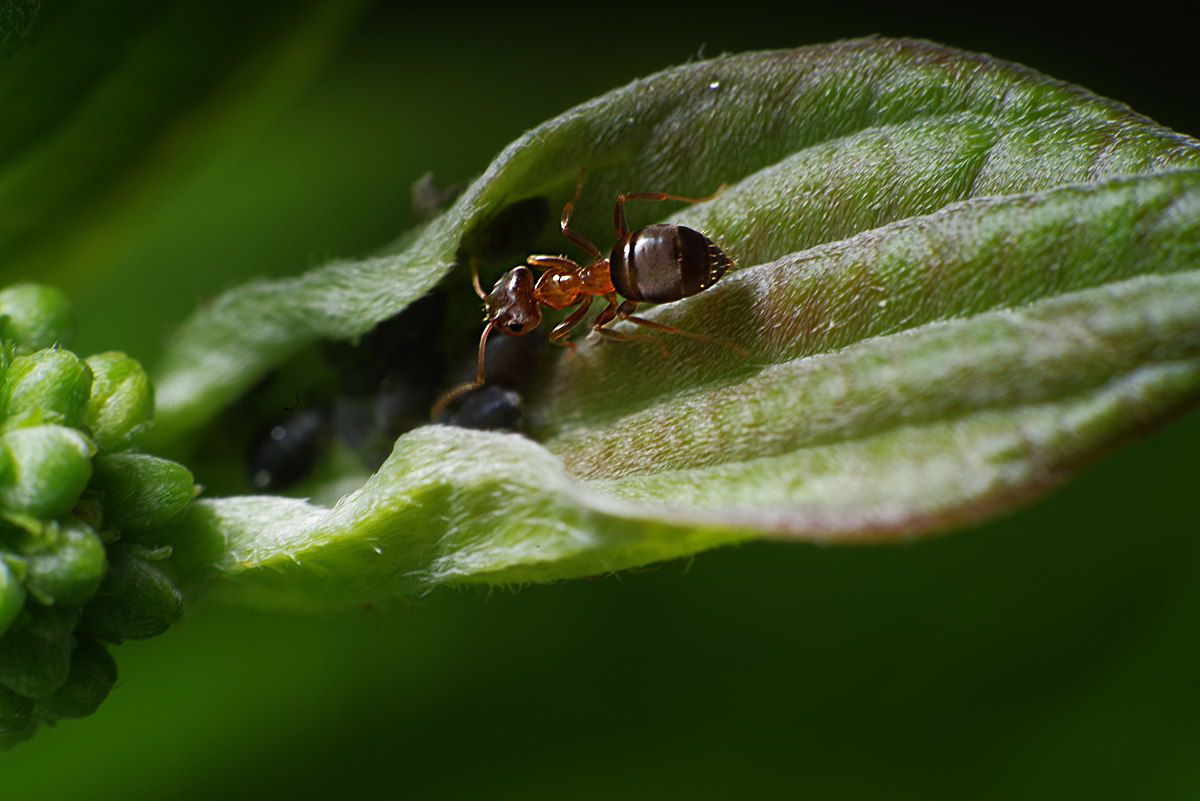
[
  {"x1": 242, "y1": 293, "x2": 547, "y2": 493},
  {"x1": 243, "y1": 196, "x2": 554, "y2": 494},
  {"x1": 244, "y1": 175, "x2": 744, "y2": 494}
]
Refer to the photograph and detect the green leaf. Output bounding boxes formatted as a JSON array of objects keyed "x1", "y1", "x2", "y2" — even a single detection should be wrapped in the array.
[
  {"x1": 541, "y1": 170, "x2": 1200, "y2": 443},
  {"x1": 152, "y1": 38, "x2": 1200, "y2": 441},
  {"x1": 151, "y1": 39, "x2": 1200, "y2": 608},
  {"x1": 0, "y1": 1, "x2": 38, "y2": 67},
  {"x1": 0, "y1": 0, "x2": 372, "y2": 293}
]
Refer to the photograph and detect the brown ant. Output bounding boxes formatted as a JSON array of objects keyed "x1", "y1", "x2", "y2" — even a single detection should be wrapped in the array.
[{"x1": 433, "y1": 175, "x2": 746, "y2": 419}]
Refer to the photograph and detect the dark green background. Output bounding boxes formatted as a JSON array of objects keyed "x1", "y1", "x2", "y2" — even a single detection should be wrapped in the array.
[{"x1": 3, "y1": 2, "x2": 1198, "y2": 797}]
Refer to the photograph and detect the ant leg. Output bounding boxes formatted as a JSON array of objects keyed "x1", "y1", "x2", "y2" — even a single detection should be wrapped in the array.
[
  {"x1": 613, "y1": 189, "x2": 725, "y2": 240},
  {"x1": 593, "y1": 299, "x2": 668, "y2": 357},
  {"x1": 548, "y1": 295, "x2": 593, "y2": 349},
  {"x1": 594, "y1": 325, "x2": 669, "y2": 357},
  {"x1": 560, "y1": 171, "x2": 603, "y2": 260},
  {"x1": 591, "y1": 295, "x2": 622, "y2": 329},
  {"x1": 618, "y1": 308, "x2": 749, "y2": 356},
  {"x1": 590, "y1": 295, "x2": 617, "y2": 330},
  {"x1": 526, "y1": 255, "x2": 580, "y2": 271}
]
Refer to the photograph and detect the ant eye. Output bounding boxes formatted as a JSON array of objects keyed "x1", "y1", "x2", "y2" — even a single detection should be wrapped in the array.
[{"x1": 507, "y1": 322, "x2": 525, "y2": 333}]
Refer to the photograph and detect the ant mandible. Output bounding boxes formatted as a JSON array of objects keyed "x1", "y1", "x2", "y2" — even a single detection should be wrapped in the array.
[{"x1": 434, "y1": 173, "x2": 746, "y2": 419}]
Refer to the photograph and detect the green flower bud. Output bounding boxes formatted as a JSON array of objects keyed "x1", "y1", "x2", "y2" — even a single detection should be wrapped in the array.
[
  {"x1": 21, "y1": 518, "x2": 107, "y2": 607},
  {"x1": 0, "y1": 283, "x2": 75, "y2": 354},
  {"x1": 90, "y1": 453, "x2": 195, "y2": 538},
  {"x1": 0, "y1": 682, "x2": 34, "y2": 735},
  {"x1": 0, "y1": 604, "x2": 74, "y2": 699},
  {"x1": 0, "y1": 348, "x2": 94, "y2": 429},
  {"x1": 0, "y1": 556, "x2": 26, "y2": 637},
  {"x1": 70, "y1": 491, "x2": 104, "y2": 534},
  {"x1": 81, "y1": 546, "x2": 182, "y2": 643},
  {"x1": 83, "y1": 352, "x2": 153, "y2": 452},
  {"x1": 32, "y1": 637, "x2": 116, "y2": 721},
  {"x1": 0, "y1": 426, "x2": 95, "y2": 518}
]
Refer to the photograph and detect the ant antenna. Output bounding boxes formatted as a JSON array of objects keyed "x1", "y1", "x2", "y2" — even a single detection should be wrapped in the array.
[
  {"x1": 475, "y1": 321, "x2": 493, "y2": 385},
  {"x1": 430, "y1": 380, "x2": 477, "y2": 421},
  {"x1": 429, "y1": 321, "x2": 493, "y2": 421},
  {"x1": 470, "y1": 257, "x2": 486, "y2": 300}
]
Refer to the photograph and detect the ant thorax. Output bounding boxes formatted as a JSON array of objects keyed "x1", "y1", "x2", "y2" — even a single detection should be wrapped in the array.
[
  {"x1": 532, "y1": 260, "x2": 614, "y2": 311},
  {"x1": 534, "y1": 268, "x2": 582, "y2": 309}
]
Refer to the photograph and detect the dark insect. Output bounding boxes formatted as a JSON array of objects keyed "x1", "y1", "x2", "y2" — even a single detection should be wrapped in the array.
[
  {"x1": 434, "y1": 329, "x2": 545, "y2": 431},
  {"x1": 247, "y1": 406, "x2": 330, "y2": 491},
  {"x1": 437, "y1": 384, "x2": 524, "y2": 431},
  {"x1": 328, "y1": 293, "x2": 447, "y2": 403},
  {"x1": 323, "y1": 294, "x2": 450, "y2": 467},
  {"x1": 432, "y1": 175, "x2": 746, "y2": 418}
]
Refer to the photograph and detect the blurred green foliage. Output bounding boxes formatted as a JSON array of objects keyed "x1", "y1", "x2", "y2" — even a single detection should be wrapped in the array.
[{"x1": 1, "y1": 1, "x2": 1198, "y2": 798}]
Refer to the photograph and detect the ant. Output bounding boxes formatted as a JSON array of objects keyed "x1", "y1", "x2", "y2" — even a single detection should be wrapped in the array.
[{"x1": 433, "y1": 174, "x2": 746, "y2": 419}]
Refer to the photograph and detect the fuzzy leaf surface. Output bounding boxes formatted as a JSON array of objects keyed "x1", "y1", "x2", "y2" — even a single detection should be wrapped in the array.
[{"x1": 152, "y1": 39, "x2": 1200, "y2": 608}]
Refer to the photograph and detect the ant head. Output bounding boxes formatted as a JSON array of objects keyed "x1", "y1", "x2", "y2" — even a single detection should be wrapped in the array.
[{"x1": 485, "y1": 267, "x2": 542, "y2": 335}]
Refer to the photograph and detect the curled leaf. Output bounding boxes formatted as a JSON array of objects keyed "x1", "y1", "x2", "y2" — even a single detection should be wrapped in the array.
[
  {"x1": 153, "y1": 39, "x2": 1200, "y2": 607},
  {"x1": 153, "y1": 38, "x2": 1200, "y2": 441}
]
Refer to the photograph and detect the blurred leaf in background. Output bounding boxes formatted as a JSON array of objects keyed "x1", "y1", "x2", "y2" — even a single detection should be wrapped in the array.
[
  {"x1": 0, "y1": 0, "x2": 38, "y2": 66},
  {"x1": 1, "y1": 1, "x2": 1199, "y2": 799},
  {"x1": 0, "y1": 0, "x2": 373, "y2": 353}
]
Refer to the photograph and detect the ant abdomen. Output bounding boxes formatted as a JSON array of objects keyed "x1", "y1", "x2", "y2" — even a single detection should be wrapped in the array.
[{"x1": 610, "y1": 224, "x2": 734, "y2": 303}]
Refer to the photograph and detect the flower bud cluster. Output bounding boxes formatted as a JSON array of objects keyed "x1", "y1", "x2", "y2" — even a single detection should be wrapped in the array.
[{"x1": 0, "y1": 284, "x2": 196, "y2": 747}]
